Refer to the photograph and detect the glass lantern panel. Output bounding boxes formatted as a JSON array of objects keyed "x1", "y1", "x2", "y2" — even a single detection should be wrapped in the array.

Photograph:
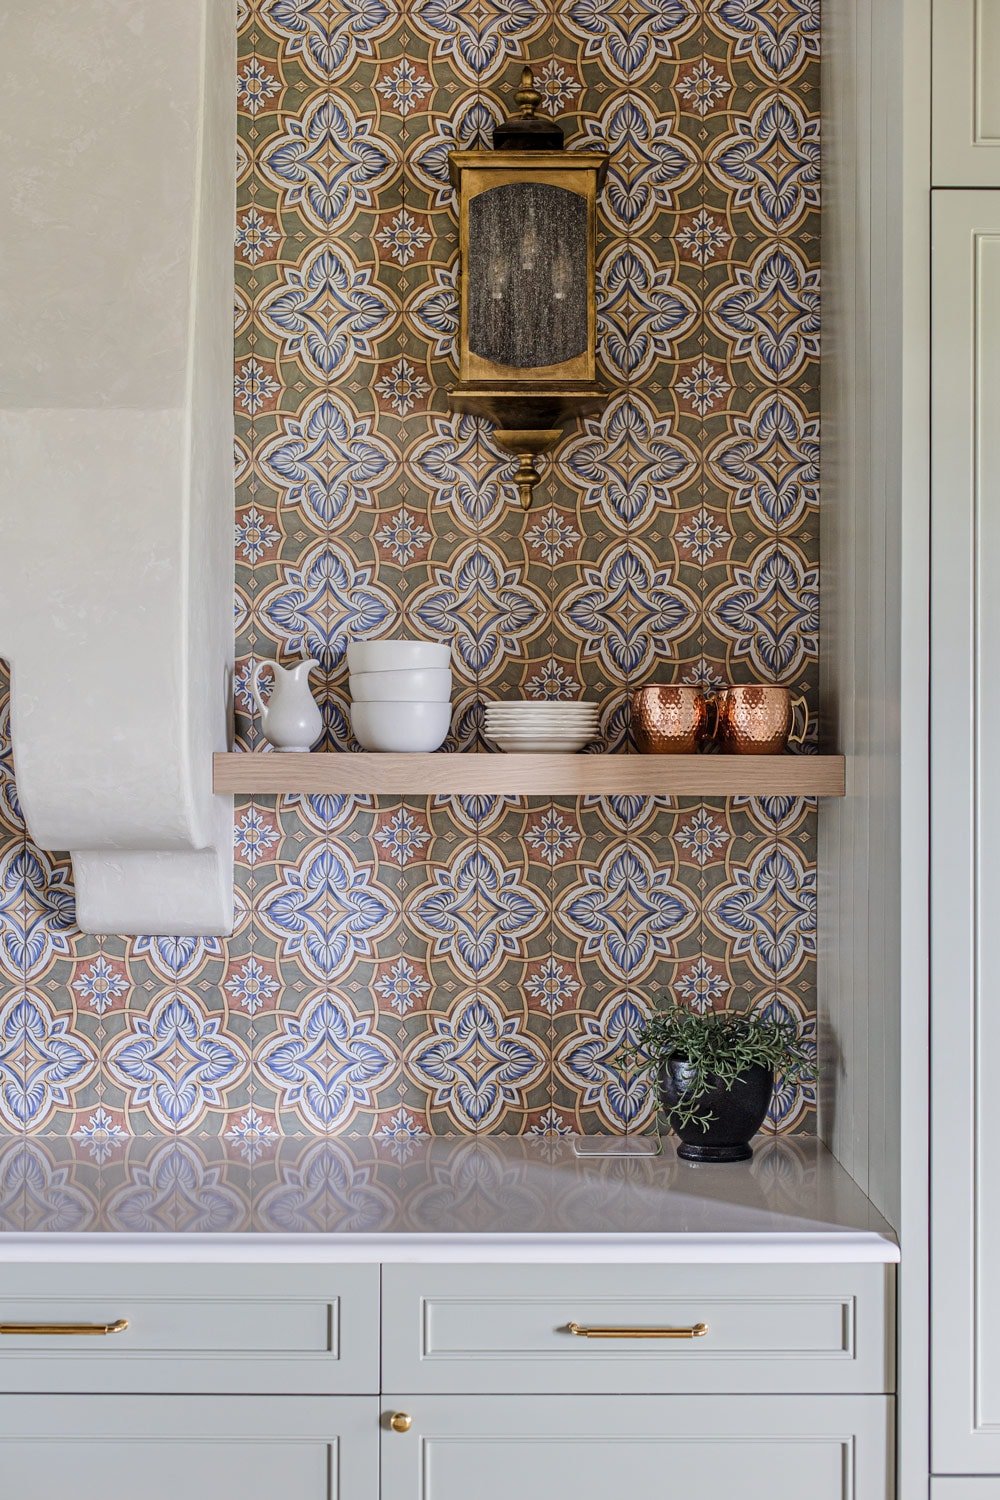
[{"x1": 467, "y1": 181, "x2": 588, "y2": 369}]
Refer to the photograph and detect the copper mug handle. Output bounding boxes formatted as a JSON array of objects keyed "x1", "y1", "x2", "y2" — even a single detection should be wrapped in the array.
[
  {"x1": 701, "y1": 691, "x2": 721, "y2": 748},
  {"x1": 787, "y1": 694, "x2": 808, "y2": 747}
]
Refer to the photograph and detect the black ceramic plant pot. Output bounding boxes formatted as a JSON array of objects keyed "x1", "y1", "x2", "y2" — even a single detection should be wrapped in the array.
[{"x1": 659, "y1": 1057, "x2": 774, "y2": 1163}]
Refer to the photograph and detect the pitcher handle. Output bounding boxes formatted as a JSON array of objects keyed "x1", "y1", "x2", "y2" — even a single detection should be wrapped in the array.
[
  {"x1": 250, "y1": 660, "x2": 271, "y2": 718},
  {"x1": 788, "y1": 694, "x2": 809, "y2": 747}
]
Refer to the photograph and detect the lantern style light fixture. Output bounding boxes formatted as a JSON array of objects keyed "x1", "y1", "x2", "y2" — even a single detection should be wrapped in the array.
[{"x1": 448, "y1": 67, "x2": 609, "y2": 510}]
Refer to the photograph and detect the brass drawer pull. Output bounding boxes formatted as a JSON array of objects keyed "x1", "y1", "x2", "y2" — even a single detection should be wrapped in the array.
[
  {"x1": 566, "y1": 1320, "x2": 708, "y2": 1340},
  {"x1": 0, "y1": 1318, "x2": 129, "y2": 1337}
]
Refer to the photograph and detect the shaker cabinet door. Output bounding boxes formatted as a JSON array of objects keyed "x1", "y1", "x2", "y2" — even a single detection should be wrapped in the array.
[
  {"x1": 0, "y1": 1396, "x2": 378, "y2": 1500},
  {"x1": 932, "y1": 192, "x2": 1000, "y2": 1473},
  {"x1": 933, "y1": 0, "x2": 1000, "y2": 184},
  {"x1": 380, "y1": 1396, "x2": 892, "y2": 1500}
]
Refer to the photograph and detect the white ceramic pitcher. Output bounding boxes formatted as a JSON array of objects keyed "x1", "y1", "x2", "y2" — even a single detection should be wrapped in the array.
[{"x1": 251, "y1": 658, "x2": 322, "y2": 752}]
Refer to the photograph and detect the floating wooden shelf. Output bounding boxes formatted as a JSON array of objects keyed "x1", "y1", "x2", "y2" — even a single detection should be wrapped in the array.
[{"x1": 213, "y1": 752, "x2": 846, "y2": 799}]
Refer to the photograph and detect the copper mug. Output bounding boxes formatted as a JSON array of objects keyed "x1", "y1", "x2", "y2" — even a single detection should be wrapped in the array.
[
  {"x1": 709, "y1": 685, "x2": 808, "y2": 754},
  {"x1": 631, "y1": 685, "x2": 710, "y2": 753}
]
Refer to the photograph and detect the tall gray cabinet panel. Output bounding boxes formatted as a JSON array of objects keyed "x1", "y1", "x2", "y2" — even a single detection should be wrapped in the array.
[
  {"x1": 0, "y1": 1395, "x2": 378, "y2": 1500},
  {"x1": 931, "y1": 190, "x2": 1000, "y2": 1476}
]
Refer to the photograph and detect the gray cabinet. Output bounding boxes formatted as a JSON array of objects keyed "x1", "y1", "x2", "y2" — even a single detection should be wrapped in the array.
[
  {"x1": 379, "y1": 1395, "x2": 892, "y2": 1500},
  {"x1": 0, "y1": 1259, "x2": 894, "y2": 1498},
  {"x1": 0, "y1": 1396, "x2": 378, "y2": 1500},
  {"x1": 933, "y1": 1, "x2": 1000, "y2": 184},
  {"x1": 931, "y1": 191, "x2": 1000, "y2": 1477}
]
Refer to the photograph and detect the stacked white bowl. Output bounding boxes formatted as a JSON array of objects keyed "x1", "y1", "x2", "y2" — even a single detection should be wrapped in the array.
[
  {"x1": 484, "y1": 699, "x2": 599, "y2": 754},
  {"x1": 348, "y1": 640, "x2": 452, "y2": 752}
]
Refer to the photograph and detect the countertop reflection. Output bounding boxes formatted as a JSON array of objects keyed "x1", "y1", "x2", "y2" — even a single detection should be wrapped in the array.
[{"x1": 0, "y1": 1133, "x2": 898, "y2": 1259}]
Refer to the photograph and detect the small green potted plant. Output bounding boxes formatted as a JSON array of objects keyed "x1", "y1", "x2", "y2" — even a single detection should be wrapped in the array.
[{"x1": 625, "y1": 1003, "x2": 817, "y2": 1162}]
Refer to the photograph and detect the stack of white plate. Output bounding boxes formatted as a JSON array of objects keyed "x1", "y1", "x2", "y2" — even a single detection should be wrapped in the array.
[
  {"x1": 484, "y1": 700, "x2": 599, "y2": 754},
  {"x1": 348, "y1": 640, "x2": 452, "y2": 751}
]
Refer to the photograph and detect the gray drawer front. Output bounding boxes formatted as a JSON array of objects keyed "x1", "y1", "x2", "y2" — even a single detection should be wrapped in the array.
[
  {"x1": 379, "y1": 1395, "x2": 893, "y2": 1500},
  {"x1": 382, "y1": 1263, "x2": 894, "y2": 1395},
  {"x1": 0, "y1": 1395, "x2": 378, "y2": 1500},
  {"x1": 0, "y1": 1264, "x2": 378, "y2": 1393}
]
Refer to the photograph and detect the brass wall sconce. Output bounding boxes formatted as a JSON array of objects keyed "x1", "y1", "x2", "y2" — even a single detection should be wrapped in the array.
[{"x1": 448, "y1": 67, "x2": 609, "y2": 510}]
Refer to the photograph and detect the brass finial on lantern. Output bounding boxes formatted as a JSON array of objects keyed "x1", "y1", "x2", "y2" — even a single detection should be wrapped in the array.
[
  {"x1": 447, "y1": 63, "x2": 609, "y2": 513},
  {"x1": 515, "y1": 65, "x2": 542, "y2": 118}
]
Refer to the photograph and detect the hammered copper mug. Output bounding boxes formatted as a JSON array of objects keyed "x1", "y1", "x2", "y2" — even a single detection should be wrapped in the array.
[
  {"x1": 631, "y1": 685, "x2": 710, "y2": 753},
  {"x1": 709, "y1": 685, "x2": 808, "y2": 754}
]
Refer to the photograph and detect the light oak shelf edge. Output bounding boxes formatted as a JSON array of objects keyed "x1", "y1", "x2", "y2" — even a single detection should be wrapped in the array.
[{"x1": 213, "y1": 752, "x2": 847, "y2": 798}]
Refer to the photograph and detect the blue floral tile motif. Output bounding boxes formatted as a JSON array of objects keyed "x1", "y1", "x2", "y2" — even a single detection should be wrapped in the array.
[
  {"x1": 105, "y1": 991, "x2": 249, "y2": 1132},
  {"x1": 0, "y1": 1139, "x2": 96, "y2": 1233},
  {"x1": 708, "y1": 95, "x2": 821, "y2": 234},
  {"x1": 104, "y1": 1141, "x2": 249, "y2": 1234},
  {"x1": 72, "y1": 957, "x2": 130, "y2": 1016},
  {"x1": 132, "y1": 934, "x2": 223, "y2": 983},
  {"x1": 707, "y1": 845, "x2": 817, "y2": 980},
  {"x1": 258, "y1": 393, "x2": 400, "y2": 529},
  {"x1": 375, "y1": 1108, "x2": 431, "y2": 1162},
  {"x1": 708, "y1": 0, "x2": 820, "y2": 80},
  {"x1": 225, "y1": 957, "x2": 281, "y2": 1016},
  {"x1": 599, "y1": 245, "x2": 698, "y2": 383},
  {"x1": 71, "y1": 1107, "x2": 128, "y2": 1164},
  {"x1": 410, "y1": 0, "x2": 547, "y2": 83},
  {"x1": 576, "y1": 97, "x2": 697, "y2": 234},
  {"x1": 561, "y1": 0, "x2": 697, "y2": 83},
  {"x1": 406, "y1": 993, "x2": 546, "y2": 1130},
  {"x1": 0, "y1": 846, "x2": 75, "y2": 980},
  {"x1": 0, "y1": 991, "x2": 97, "y2": 1131},
  {"x1": 260, "y1": 845, "x2": 398, "y2": 983},
  {"x1": 258, "y1": 539, "x2": 397, "y2": 668},
  {"x1": 708, "y1": 245, "x2": 820, "y2": 383},
  {"x1": 258, "y1": 992, "x2": 396, "y2": 1133},
  {"x1": 557, "y1": 848, "x2": 697, "y2": 981},
  {"x1": 409, "y1": 99, "x2": 501, "y2": 207},
  {"x1": 559, "y1": 393, "x2": 697, "y2": 530},
  {"x1": 225, "y1": 1106, "x2": 279, "y2": 1164},
  {"x1": 408, "y1": 845, "x2": 546, "y2": 982},
  {"x1": 754, "y1": 994, "x2": 816, "y2": 1130},
  {"x1": 259, "y1": 0, "x2": 400, "y2": 81},
  {"x1": 259, "y1": 93, "x2": 398, "y2": 232},
  {"x1": 409, "y1": 542, "x2": 547, "y2": 683},
  {"x1": 258, "y1": 245, "x2": 399, "y2": 382},
  {"x1": 555, "y1": 994, "x2": 655, "y2": 1131},
  {"x1": 411, "y1": 416, "x2": 520, "y2": 530},
  {"x1": 255, "y1": 1140, "x2": 396, "y2": 1233},
  {"x1": 708, "y1": 391, "x2": 819, "y2": 531},
  {"x1": 562, "y1": 541, "x2": 698, "y2": 680},
  {"x1": 409, "y1": 266, "x2": 459, "y2": 357},
  {"x1": 673, "y1": 957, "x2": 730, "y2": 1012},
  {"x1": 708, "y1": 542, "x2": 819, "y2": 680}
]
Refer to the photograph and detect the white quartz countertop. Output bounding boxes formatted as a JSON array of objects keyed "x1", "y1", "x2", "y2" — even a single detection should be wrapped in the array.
[{"x1": 0, "y1": 1133, "x2": 898, "y2": 1264}]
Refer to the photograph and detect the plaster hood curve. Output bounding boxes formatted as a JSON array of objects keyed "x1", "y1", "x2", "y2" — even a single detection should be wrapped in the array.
[{"x1": 0, "y1": 0, "x2": 236, "y2": 936}]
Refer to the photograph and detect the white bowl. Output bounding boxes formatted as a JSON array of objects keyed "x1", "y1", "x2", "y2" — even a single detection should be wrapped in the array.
[
  {"x1": 352, "y1": 700, "x2": 451, "y2": 752},
  {"x1": 350, "y1": 668, "x2": 452, "y2": 702},
  {"x1": 347, "y1": 639, "x2": 451, "y2": 674}
]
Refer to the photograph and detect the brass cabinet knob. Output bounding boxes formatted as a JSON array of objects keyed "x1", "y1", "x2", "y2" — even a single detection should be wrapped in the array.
[{"x1": 389, "y1": 1413, "x2": 413, "y2": 1434}]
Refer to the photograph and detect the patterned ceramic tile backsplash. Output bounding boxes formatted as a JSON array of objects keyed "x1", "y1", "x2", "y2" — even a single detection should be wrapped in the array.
[{"x1": 0, "y1": 0, "x2": 819, "y2": 1149}]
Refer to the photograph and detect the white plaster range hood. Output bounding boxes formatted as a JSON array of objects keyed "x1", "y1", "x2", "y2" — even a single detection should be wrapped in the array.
[{"x1": 0, "y1": 1, "x2": 236, "y2": 935}]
